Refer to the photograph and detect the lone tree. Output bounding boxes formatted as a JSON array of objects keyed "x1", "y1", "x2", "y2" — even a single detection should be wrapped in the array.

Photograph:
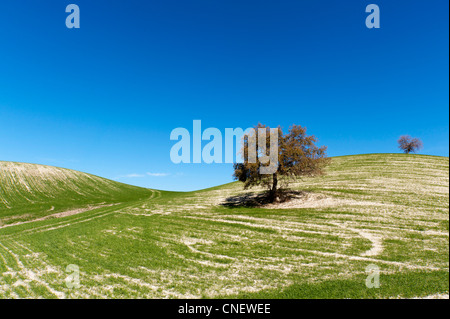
[
  {"x1": 398, "y1": 135, "x2": 423, "y2": 154},
  {"x1": 233, "y1": 124, "x2": 329, "y2": 202}
]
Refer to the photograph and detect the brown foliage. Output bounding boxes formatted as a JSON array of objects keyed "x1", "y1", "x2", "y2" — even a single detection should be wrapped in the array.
[
  {"x1": 397, "y1": 135, "x2": 423, "y2": 154},
  {"x1": 233, "y1": 124, "x2": 330, "y2": 202}
]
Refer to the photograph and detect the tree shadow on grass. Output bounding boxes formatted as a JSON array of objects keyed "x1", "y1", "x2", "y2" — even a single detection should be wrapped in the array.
[{"x1": 221, "y1": 190, "x2": 306, "y2": 208}]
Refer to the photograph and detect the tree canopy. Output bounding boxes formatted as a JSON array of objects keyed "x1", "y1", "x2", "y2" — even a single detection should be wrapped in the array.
[
  {"x1": 233, "y1": 124, "x2": 329, "y2": 202},
  {"x1": 398, "y1": 135, "x2": 423, "y2": 154}
]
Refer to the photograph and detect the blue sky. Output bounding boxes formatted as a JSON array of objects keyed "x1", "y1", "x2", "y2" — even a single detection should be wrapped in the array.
[{"x1": 0, "y1": 0, "x2": 448, "y2": 191}]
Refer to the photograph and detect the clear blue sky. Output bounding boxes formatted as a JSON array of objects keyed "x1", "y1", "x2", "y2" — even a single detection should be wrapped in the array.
[{"x1": 0, "y1": 0, "x2": 448, "y2": 191}]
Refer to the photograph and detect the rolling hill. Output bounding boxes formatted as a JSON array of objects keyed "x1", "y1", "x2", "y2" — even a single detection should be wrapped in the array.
[
  {"x1": 0, "y1": 161, "x2": 154, "y2": 225},
  {"x1": 0, "y1": 154, "x2": 448, "y2": 298}
]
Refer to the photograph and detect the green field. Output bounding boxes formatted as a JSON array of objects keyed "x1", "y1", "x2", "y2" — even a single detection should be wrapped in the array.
[{"x1": 0, "y1": 154, "x2": 448, "y2": 298}]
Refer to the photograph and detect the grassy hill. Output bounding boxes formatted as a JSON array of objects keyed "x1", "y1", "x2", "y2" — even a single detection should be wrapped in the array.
[
  {"x1": 0, "y1": 154, "x2": 448, "y2": 298},
  {"x1": 0, "y1": 161, "x2": 154, "y2": 225}
]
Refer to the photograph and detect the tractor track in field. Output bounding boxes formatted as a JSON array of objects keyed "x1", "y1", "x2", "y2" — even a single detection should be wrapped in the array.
[
  {"x1": 0, "y1": 190, "x2": 162, "y2": 298},
  {"x1": 0, "y1": 190, "x2": 161, "y2": 234}
]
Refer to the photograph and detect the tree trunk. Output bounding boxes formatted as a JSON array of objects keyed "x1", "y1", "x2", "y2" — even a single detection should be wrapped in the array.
[{"x1": 269, "y1": 173, "x2": 278, "y2": 202}]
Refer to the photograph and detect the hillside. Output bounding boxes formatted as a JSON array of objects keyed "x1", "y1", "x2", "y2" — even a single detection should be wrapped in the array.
[
  {"x1": 0, "y1": 154, "x2": 448, "y2": 298},
  {"x1": 0, "y1": 161, "x2": 154, "y2": 225}
]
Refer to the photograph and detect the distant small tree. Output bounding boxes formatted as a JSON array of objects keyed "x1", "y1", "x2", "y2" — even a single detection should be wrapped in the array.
[
  {"x1": 233, "y1": 124, "x2": 330, "y2": 202},
  {"x1": 398, "y1": 135, "x2": 423, "y2": 154}
]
